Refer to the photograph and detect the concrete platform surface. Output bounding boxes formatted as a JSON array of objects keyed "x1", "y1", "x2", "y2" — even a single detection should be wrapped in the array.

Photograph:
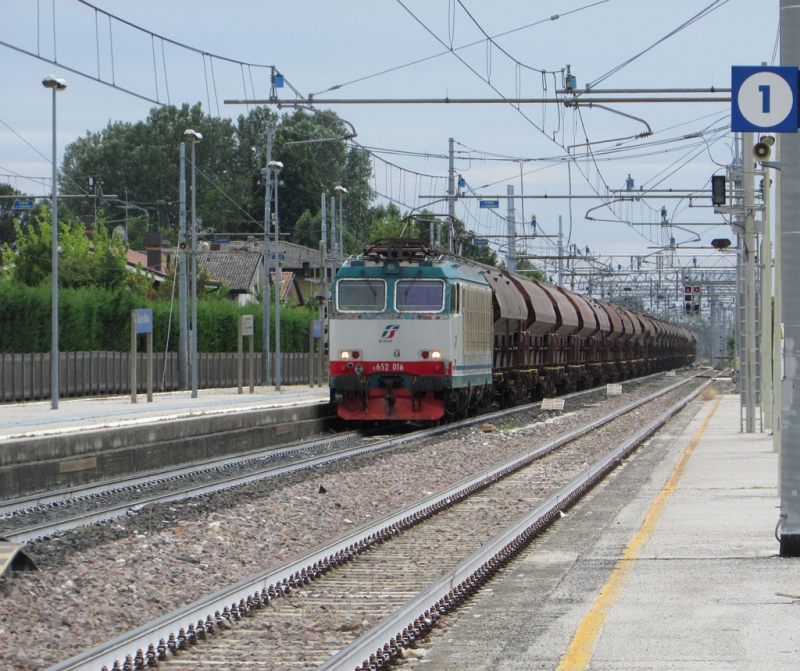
[
  {"x1": 0, "y1": 385, "x2": 330, "y2": 442},
  {"x1": 420, "y1": 394, "x2": 799, "y2": 670}
]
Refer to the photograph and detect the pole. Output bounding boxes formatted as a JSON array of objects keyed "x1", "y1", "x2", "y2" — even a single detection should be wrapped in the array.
[
  {"x1": 274, "y1": 170, "x2": 282, "y2": 392},
  {"x1": 262, "y1": 120, "x2": 274, "y2": 386},
  {"x1": 506, "y1": 185, "x2": 516, "y2": 273},
  {"x1": 557, "y1": 215, "x2": 564, "y2": 287},
  {"x1": 448, "y1": 137, "x2": 455, "y2": 253},
  {"x1": 190, "y1": 140, "x2": 199, "y2": 399},
  {"x1": 321, "y1": 192, "x2": 328, "y2": 283},
  {"x1": 50, "y1": 85, "x2": 60, "y2": 410},
  {"x1": 780, "y1": 0, "x2": 800, "y2": 556},
  {"x1": 130, "y1": 311, "x2": 137, "y2": 403},
  {"x1": 339, "y1": 195, "x2": 345, "y2": 267},
  {"x1": 743, "y1": 132, "x2": 757, "y2": 433},
  {"x1": 178, "y1": 143, "x2": 188, "y2": 389},
  {"x1": 318, "y1": 241, "x2": 326, "y2": 387},
  {"x1": 761, "y1": 163, "x2": 773, "y2": 430},
  {"x1": 774, "y1": 135, "x2": 782, "y2": 455},
  {"x1": 330, "y1": 197, "x2": 337, "y2": 272}
]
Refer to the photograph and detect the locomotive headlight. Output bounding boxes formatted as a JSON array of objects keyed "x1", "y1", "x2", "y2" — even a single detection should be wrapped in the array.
[
  {"x1": 431, "y1": 350, "x2": 442, "y2": 360},
  {"x1": 340, "y1": 350, "x2": 361, "y2": 361},
  {"x1": 420, "y1": 350, "x2": 443, "y2": 360},
  {"x1": 340, "y1": 350, "x2": 350, "y2": 360}
]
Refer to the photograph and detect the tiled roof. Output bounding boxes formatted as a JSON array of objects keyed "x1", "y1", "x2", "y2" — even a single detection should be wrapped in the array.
[
  {"x1": 197, "y1": 249, "x2": 261, "y2": 293},
  {"x1": 223, "y1": 239, "x2": 321, "y2": 269},
  {"x1": 126, "y1": 250, "x2": 148, "y2": 266},
  {"x1": 125, "y1": 249, "x2": 167, "y2": 279}
]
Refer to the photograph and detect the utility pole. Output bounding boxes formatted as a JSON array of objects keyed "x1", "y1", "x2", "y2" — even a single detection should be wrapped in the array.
[
  {"x1": 743, "y1": 131, "x2": 757, "y2": 433},
  {"x1": 330, "y1": 197, "x2": 337, "y2": 270},
  {"x1": 262, "y1": 119, "x2": 274, "y2": 386},
  {"x1": 773, "y1": 135, "x2": 782, "y2": 456},
  {"x1": 448, "y1": 137, "x2": 456, "y2": 252},
  {"x1": 178, "y1": 143, "x2": 188, "y2": 389},
  {"x1": 780, "y1": 0, "x2": 800, "y2": 556},
  {"x1": 321, "y1": 192, "x2": 327, "y2": 283},
  {"x1": 761, "y1": 160, "x2": 773, "y2": 430},
  {"x1": 557, "y1": 214, "x2": 564, "y2": 287},
  {"x1": 506, "y1": 185, "x2": 516, "y2": 272}
]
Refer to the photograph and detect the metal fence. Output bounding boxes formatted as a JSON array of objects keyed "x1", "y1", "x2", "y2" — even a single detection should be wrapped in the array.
[{"x1": 0, "y1": 351, "x2": 326, "y2": 403}]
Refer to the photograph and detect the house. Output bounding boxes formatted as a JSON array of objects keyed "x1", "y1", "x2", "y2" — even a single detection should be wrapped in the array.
[{"x1": 195, "y1": 238, "x2": 321, "y2": 306}]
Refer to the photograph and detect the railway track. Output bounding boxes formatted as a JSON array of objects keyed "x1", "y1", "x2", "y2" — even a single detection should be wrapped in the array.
[
  {"x1": 0, "y1": 373, "x2": 670, "y2": 544},
  {"x1": 44, "y1": 372, "x2": 712, "y2": 671}
]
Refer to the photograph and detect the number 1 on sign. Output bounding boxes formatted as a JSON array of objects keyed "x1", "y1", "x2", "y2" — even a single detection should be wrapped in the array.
[{"x1": 759, "y1": 84, "x2": 771, "y2": 113}]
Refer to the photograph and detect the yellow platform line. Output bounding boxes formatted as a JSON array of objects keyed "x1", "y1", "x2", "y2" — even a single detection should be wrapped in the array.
[{"x1": 556, "y1": 395, "x2": 722, "y2": 671}]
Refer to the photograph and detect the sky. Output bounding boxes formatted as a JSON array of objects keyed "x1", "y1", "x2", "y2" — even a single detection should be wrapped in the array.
[{"x1": 0, "y1": 0, "x2": 780, "y2": 272}]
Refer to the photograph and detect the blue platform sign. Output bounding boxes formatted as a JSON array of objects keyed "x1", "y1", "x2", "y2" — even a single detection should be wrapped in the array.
[
  {"x1": 13, "y1": 200, "x2": 34, "y2": 209},
  {"x1": 313, "y1": 320, "x2": 322, "y2": 338},
  {"x1": 135, "y1": 309, "x2": 153, "y2": 334},
  {"x1": 214, "y1": 236, "x2": 230, "y2": 244},
  {"x1": 473, "y1": 238, "x2": 489, "y2": 246},
  {"x1": 479, "y1": 200, "x2": 499, "y2": 209},
  {"x1": 732, "y1": 65, "x2": 798, "y2": 133}
]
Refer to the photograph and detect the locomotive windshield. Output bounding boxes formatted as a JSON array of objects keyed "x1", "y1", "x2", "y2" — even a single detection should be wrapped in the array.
[
  {"x1": 336, "y1": 279, "x2": 386, "y2": 312},
  {"x1": 395, "y1": 279, "x2": 444, "y2": 312}
]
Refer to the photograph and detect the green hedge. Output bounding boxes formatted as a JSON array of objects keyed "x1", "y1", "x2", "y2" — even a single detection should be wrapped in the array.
[{"x1": 0, "y1": 283, "x2": 315, "y2": 354}]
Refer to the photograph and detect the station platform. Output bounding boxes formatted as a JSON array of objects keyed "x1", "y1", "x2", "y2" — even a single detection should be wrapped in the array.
[
  {"x1": 420, "y1": 393, "x2": 798, "y2": 670},
  {"x1": 0, "y1": 385, "x2": 331, "y2": 442},
  {"x1": 0, "y1": 385, "x2": 334, "y2": 500}
]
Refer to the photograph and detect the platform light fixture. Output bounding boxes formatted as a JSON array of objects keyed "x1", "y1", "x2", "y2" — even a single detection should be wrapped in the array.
[
  {"x1": 184, "y1": 129, "x2": 203, "y2": 398},
  {"x1": 268, "y1": 160, "x2": 284, "y2": 391},
  {"x1": 43, "y1": 75, "x2": 67, "y2": 410}
]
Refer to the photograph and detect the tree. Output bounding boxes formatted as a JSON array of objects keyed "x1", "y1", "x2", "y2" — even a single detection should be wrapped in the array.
[
  {"x1": 365, "y1": 203, "x2": 412, "y2": 242},
  {"x1": 60, "y1": 103, "x2": 241, "y2": 246},
  {"x1": 58, "y1": 104, "x2": 374, "y2": 254},
  {"x1": 0, "y1": 206, "x2": 129, "y2": 290},
  {"x1": 514, "y1": 258, "x2": 544, "y2": 281}
]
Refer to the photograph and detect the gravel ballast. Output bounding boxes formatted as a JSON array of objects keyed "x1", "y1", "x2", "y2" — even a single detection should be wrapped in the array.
[{"x1": 0, "y1": 372, "x2": 713, "y2": 671}]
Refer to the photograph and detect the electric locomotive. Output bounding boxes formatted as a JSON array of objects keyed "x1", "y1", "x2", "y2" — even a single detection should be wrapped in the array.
[{"x1": 328, "y1": 240, "x2": 493, "y2": 421}]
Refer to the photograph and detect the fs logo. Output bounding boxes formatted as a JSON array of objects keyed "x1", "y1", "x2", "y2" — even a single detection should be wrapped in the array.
[{"x1": 379, "y1": 324, "x2": 400, "y2": 342}]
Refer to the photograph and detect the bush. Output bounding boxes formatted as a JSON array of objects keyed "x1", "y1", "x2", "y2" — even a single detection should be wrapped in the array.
[{"x1": 0, "y1": 283, "x2": 314, "y2": 353}]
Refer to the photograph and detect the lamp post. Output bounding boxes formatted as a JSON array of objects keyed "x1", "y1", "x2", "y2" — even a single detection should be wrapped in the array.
[
  {"x1": 43, "y1": 75, "x2": 66, "y2": 410},
  {"x1": 184, "y1": 129, "x2": 203, "y2": 398},
  {"x1": 262, "y1": 119, "x2": 275, "y2": 386},
  {"x1": 268, "y1": 160, "x2": 284, "y2": 390},
  {"x1": 333, "y1": 185, "x2": 347, "y2": 267}
]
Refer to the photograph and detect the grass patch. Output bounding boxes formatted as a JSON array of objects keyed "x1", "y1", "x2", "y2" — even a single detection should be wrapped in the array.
[{"x1": 700, "y1": 386, "x2": 718, "y2": 401}]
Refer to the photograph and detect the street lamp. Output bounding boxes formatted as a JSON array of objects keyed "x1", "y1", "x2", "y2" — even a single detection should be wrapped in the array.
[
  {"x1": 261, "y1": 119, "x2": 275, "y2": 386},
  {"x1": 184, "y1": 129, "x2": 203, "y2": 398},
  {"x1": 43, "y1": 74, "x2": 66, "y2": 410},
  {"x1": 268, "y1": 160, "x2": 284, "y2": 391},
  {"x1": 333, "y1": 185, "x2": 347, "y2": 267}
]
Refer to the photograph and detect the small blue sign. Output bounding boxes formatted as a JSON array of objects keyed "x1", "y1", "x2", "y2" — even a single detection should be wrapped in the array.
[
  {"x1": 313, "y1": 320, "x2": 322, "y2": 338},
  {"x1": 479, "y1": 200, "x2": 499, "y2": 209},
  {"x1": 274, "y1": 74, "x2": 284, "y2": 88},
  {"x1": 473, "y1": 238, "x2": 489, "y2": 246},
  {"x1": 270, "y1": 253, "x2": 285, "y2": 260},
  {"x1": 732, "y1": 65, "x2": 798, "y2": 133},
  {"x1": 13, "y1": 200, "x2": 34, "y2": 210},
  {"x1": 214, "y1": 236, "x2": 230, "y2": 244},
  {"x1": 135, "y1": 309, "x2": 153, "y2": 334}
]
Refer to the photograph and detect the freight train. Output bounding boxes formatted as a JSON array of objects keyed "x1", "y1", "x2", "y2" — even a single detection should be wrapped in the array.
[{"x1": 329, "y1": 239, "x2": 696, "y2": 423}]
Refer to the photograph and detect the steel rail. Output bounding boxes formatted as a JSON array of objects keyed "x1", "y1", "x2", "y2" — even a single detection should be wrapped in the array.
[
  {"x1": 0, "y1": 428, "x2": 362, "y2": 519},
  {"x1": 44, "y1": 372, "x2": 700, "y2": 671},
  {"x1": 321, "y1": 376, "x2": 715, "y2": 671},
  {"x1": 5, "y1": 372, "x2": 669, "y2": 542}
]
